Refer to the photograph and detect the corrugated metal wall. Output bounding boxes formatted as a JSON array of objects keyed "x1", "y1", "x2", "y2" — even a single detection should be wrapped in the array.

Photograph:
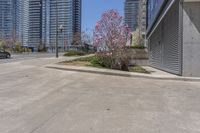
[
  {"x1": 149, "y1": 0, "x2": 182, "y2": 75},
  {"x1": 149, "y1": 24, "x2": 162, "y2": 68}
]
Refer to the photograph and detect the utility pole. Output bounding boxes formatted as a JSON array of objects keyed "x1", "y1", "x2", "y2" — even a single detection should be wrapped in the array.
[{"x1": 55, "y1": 0, "x2": 58, "y2": 58}]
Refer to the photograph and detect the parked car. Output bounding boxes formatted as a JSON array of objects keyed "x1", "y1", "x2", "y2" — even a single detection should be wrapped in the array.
[{"x1": 0, "y1": 49, "x2": 11, "y2": 59}]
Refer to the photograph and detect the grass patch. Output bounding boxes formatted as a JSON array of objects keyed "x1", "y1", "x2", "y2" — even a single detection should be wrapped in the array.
[
  {"x1": 60, "y1": 56, "x2": 150, "y2": 74},
  {"x1": 129, "y1": 65, "x2": 150, "y2": 74},
  {"x1": 130, "y1": 45, "x2": 146, "y2": 49},
  {"x1": 60, "y1": 60, "x2": 91, "y2": 66},
  {"x1": 60, "y1": 56, "x2": 104, "y2": 68},
  {"x1": 63, "y1": 50, "x2": 86, "y2": 56}
]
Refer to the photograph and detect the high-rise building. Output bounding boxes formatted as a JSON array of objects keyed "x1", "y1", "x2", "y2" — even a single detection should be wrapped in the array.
[
  {"x1": 73, "y1": 0, "x2": 81, "y2": 35},
  {"x1": 42, "y1": 0, "x2": 50, "y2": 49},
  {"x1": 0, "y1": 0, "x2": 29, "y2": 45},
  {"x1": 28, "y1": 0, "x2": 43, "y2": 51},
  {"x1": 16, "y1": 0, "x2": 46, "y2": 50},
  {"x1": 49, "y1": 0, "x2": 81, "y2": 51},
  {"x1": 15, "y1": 0, "x2": 21, "y2": 42},
  {"x1": 124, "y1": 0, "x2": 139, "y2": 31},
  {"x1": 0, "y1": 0, "x2": 17, "y2": 40},
  {"x1": 21, "y1": 0, "x2": 48, "y2": 51},
  {"x1": 1, "y1": 0, "x2": 81, "y2": 51},
  {"x1": 16, "y1": 0, "x2": 29, "y2": 47}
]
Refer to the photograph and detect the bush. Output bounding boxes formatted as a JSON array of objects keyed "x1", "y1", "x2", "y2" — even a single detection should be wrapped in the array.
[
  {"x1": 112, "y1": 54, "x2": 130, "y2": 71},
  {"x1": 64, "y1": 50, "x2": 86, "y2": 56},
  {"x1": 130, "y1": 45, "x2": 145, "y2": 49},
  {"x1": 96, "y1": 54, "x2": 112, "y2": 68},
  {"x1": 14, "y1": 43, "x2": 24, "y2": 53},
  {"x1": 89, "y1": 56, "x2": 102, "y2": 65},
  {"x1": 92, "y1": 54, "x2": 129, "y2": 71},
  {"x1": 0, "y1": 40, "x2": 7, "y2": 49}
]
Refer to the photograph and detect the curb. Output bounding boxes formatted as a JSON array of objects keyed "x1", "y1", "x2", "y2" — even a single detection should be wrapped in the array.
[
  {"x1": 45, "y1": 65, "x2": 200, "y2": 82},
  {"x1": 46, "y1": 66, "x2": 132, "y2": 77}
]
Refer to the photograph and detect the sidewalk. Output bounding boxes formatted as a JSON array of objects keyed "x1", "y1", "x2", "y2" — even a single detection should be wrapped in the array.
[{"x1": 45, "y1": 63, "x2": 200, "y2": 82}]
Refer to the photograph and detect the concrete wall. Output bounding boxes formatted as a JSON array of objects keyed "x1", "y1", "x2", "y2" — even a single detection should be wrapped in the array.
[
  {"x1": 182, "y1": 1, "x2": 200, "y2": 76},
  {"x1": 127, "y1": 49, "x2": 149, "y2": 66},
  {"x1": 130, "y1": 59, "x2": 149, "y2": 66}
]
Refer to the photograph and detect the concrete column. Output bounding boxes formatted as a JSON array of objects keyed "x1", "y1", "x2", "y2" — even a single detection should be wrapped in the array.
[{"x1": 182, "y1": 1, "x2": 200, "y2": 76}]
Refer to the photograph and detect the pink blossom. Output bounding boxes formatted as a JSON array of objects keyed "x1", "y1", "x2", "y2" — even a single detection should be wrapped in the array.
[{"x1": 93, "y1": 9, "x2": 131, "y2": 53}]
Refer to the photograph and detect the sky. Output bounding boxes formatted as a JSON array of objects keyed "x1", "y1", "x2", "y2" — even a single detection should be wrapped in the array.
[{"x1": 82, "y1": 0, "x2": 124, "y2": 32}]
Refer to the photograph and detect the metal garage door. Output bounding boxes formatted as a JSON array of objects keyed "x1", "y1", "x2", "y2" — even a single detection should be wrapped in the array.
[
  {"x1": 149, "y1": 24, "x2": 162, "y2": 68},
  {"x1": 149, "y1": 0, "x2": 182, "y2": 75}
]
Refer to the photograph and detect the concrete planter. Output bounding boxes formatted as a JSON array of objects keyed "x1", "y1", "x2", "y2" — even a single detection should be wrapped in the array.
[{"x1": 127, "y1": 49, "x2": 149, "y2": 66}]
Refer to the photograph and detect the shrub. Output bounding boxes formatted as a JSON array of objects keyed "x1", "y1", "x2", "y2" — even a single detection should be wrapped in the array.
[
  {"x1": 89, "y1": 54, "x2": 129, "y2": 71},
  {"x1": 89, "y1": 56, "x2": 103, "y2": 65},
  {"x1": 130, "y1": 45, "x2": 145, "y2": 49},
  {"x1": 64, "y1": 50, "x2": 86, "y2": 56},
  {"x1": 14, "y1": 42, "x2": 24, "y2": 53},
  {"x1": 71, "y1": 55, "x2": 103, "y2": 68},
  {"x1": 0, "y1": 40, "x2": 6, "y2": 49}
]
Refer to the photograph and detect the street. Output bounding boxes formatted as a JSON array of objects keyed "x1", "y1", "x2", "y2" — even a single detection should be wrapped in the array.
[
  {"x1": 0, "y1": 53, "x2": 64, "y2": 64},
  {"x1": 0, "y1": 56, "x2": 200, "y2": 133}
]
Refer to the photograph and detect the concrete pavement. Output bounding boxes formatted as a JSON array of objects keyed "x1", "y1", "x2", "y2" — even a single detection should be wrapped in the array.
[{"x1": 0, "y1": 56, "x2": 200, "y2": 133}]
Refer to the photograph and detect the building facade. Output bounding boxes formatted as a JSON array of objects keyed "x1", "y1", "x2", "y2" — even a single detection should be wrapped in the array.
[
  {"x1": 16, "y1": 0, "x2": 48, "y2": 51},
  {"x1": 17, "y1": 0, "x2": 30, "y2": 47},
  {"x1": 26, "y1": 0, "x2": 49, "y2": 51},
  {"x1": 147, "y1": 0, "x2": 200, "y2": 77},
  {"x1": 42, "y1": 0, "x2": 50, "y2": 50},
  {"x1": 28, "y1": 0, "x2": 43, "y2": 51},
  {"x1": 0, "y1": 0, "x2": 30, "y2": 46},
  {"x1": 73, "y1": 0, "x2": 82, "y2": 34},
  {"x1": 0, "y1": 0, "x2": 17, "y2": 40},
  {"x1": 0, "y1": 0, "x2": 81, "y2": 51},
  {"x1": 124, "y1": 0, "x2": 139, "y2": 31},
  {"x1": 48, "y1": 0, "x2": 81, "y2": 52}
]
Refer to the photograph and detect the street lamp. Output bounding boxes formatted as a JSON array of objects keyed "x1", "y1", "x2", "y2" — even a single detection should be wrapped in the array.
[{"x1": 59, "y1": 25, "x2": 64, "y2": 51}]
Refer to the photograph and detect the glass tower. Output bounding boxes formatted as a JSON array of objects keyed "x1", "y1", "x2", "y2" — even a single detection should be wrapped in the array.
[
  {"x1": 16, "y1": 0, "x2": 30, "y2": 47},
  {"x1": 49, "y1": 0, "x2": 81, "y2": 51},
  {"x1": 42, "y1": 0, "x2": 50, "y2": 49},
  {"x1": 0, "y1": 0, "x2": 81, "y2": 51},
  {"x1": 73, "y1": 0, "x2": 81, "y2": 34},
  {"x1": 28, "y1": 0, "x2": 49, "y2": 51},
  {"x1": 124, "y1": 0, "x2": 139, "y2": 31},
  {"x1": 28, "y1": 0, "x2": 43, "y2": 51},
  {"x1": 0, "y1": 0, "x2": 16, "y2": 40}
]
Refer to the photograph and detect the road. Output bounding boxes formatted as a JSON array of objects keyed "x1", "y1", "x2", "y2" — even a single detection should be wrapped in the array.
[
  {"x1": 0, "y1": 55, "x2": 200, "y2": 133},
  {"x1": 0, "y1": 52, "x2": 64, "y2": 64}
]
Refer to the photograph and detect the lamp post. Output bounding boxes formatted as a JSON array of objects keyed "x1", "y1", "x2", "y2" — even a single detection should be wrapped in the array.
[
  {"x1": 55, "y1": 0, "x2": 58, "y2": 58},
  {"x1": 59, "y1": 25, "x2": 64, "y2": 51}
]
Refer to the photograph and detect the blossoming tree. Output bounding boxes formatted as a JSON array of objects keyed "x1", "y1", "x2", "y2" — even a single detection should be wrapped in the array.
[{"x1": 93, "y1": 9, "x2": 131, "y2": 70}]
